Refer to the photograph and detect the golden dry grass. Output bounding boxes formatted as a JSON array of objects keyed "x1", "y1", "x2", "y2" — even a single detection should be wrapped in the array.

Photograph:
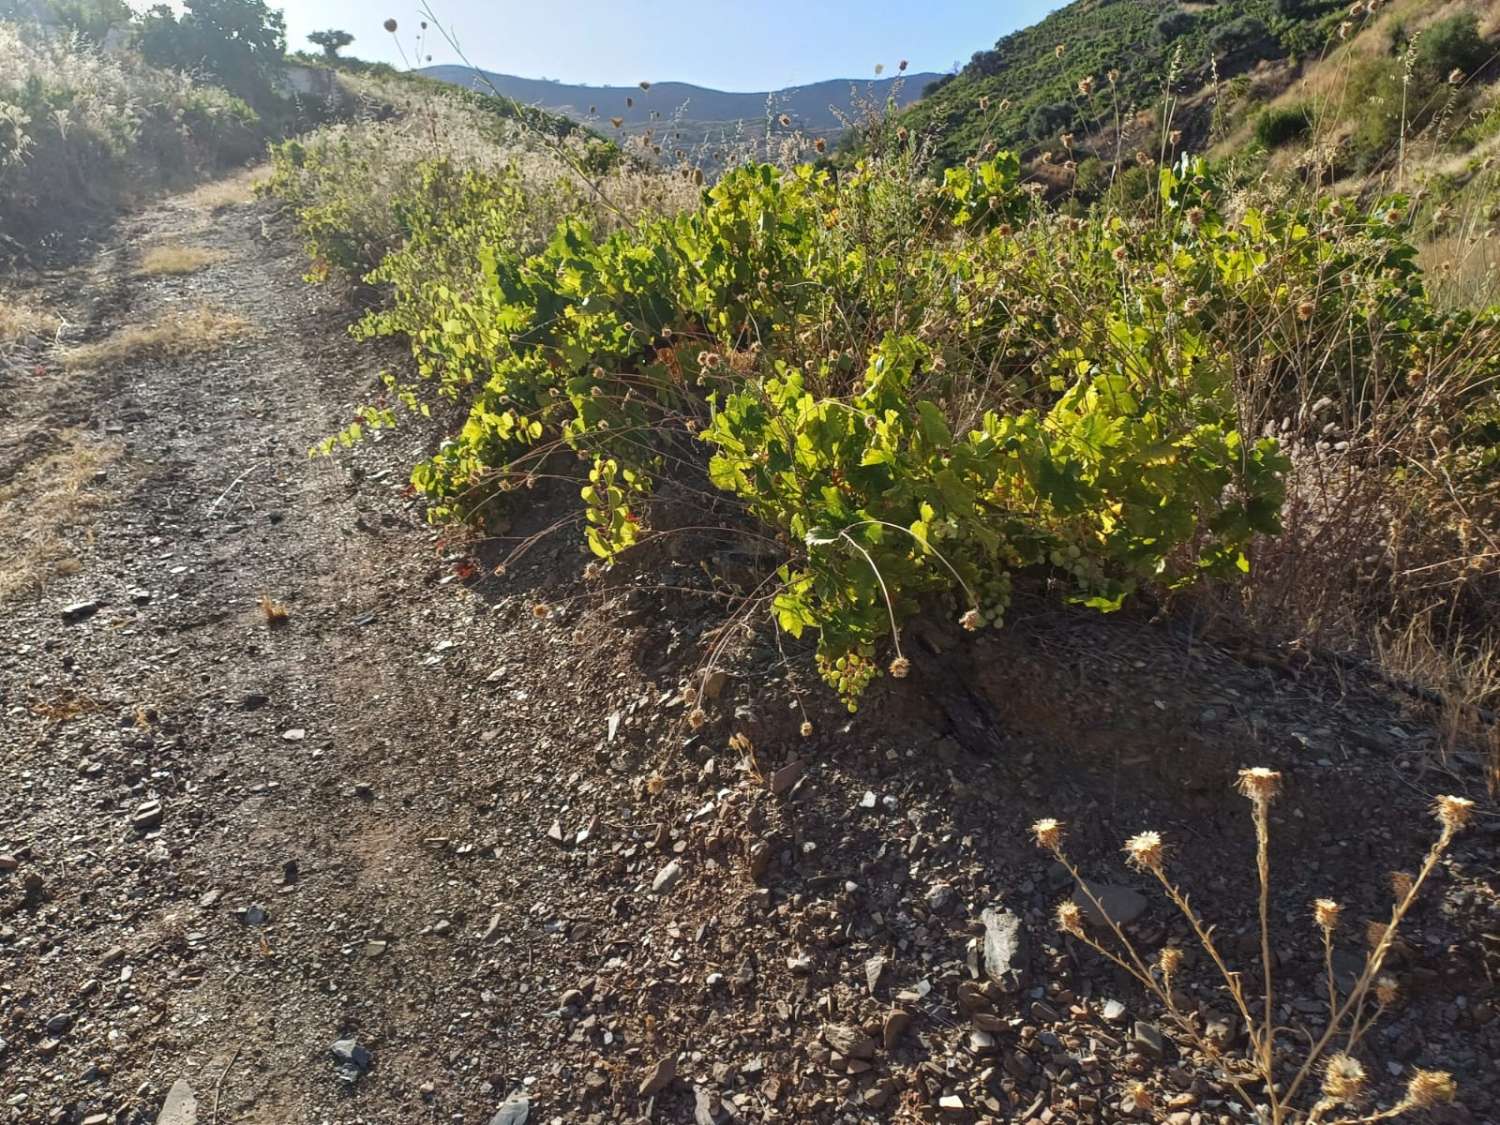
[
  {"x1": 181, "y1": 165, "x2": 266, "y2": 212},
  {"x1": 0, "y1": 430, "x2": 124, "y2": 600},
  {"x1": 0, "y1": 296, "x2": 61, "y2": 348},
  {"x1": 62, "y1": 305, "x2": 253, "y2": 371},
  {"x1": 136, "y1": 244, "x2": 226, "y2": 277}
]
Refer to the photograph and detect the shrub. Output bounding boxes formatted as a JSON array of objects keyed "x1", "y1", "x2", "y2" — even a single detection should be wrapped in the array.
[
  {"x1": 1254, "y1": 103, "x2": 1311, "y2": 149},
  {"x1": 271, "y1": 140, "x2": 1499, "y2": 712},
  {"x1": 0, "y1": 20, "x2": 262, "y2": 256},
  {"x1": 1413, "y1": 13, "x2": 1488, "y2": 84},
  {"x1": 1026, "y1": 99, "x2": 1075, "y2": 140},
  {"x1": 1155, "y1": 9, "x2": 1196, "y2": 43},
  {"x1": 1209, "y1": 14, "x2": 1271, "y2": 56}
]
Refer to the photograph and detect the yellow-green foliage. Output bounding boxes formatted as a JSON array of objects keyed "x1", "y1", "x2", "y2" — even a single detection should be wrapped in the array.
[{"x1": 269, "y1": 136, "x2": 1500, "y2": 710}]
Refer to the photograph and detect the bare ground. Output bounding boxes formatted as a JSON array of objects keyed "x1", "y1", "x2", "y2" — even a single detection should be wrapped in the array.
[{"x1": 1, "y1": 186, "x2": 1497, "y2": 1125}]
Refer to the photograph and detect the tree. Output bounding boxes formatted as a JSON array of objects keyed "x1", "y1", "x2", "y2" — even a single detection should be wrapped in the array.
[
  {"x1": 307, "y1": 28, "x2": 354, "y2": 60},
  {"x1": 137, "y1": 0, "x2": 287, "y2": 106}
]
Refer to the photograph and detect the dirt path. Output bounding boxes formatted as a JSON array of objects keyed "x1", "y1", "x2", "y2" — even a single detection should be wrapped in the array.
[{"x1": 2, "y1": 185, "x2": 1497, "y2": 1125}]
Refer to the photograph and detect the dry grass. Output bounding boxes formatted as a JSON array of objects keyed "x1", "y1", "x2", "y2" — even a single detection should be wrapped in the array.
[
  {"x1": 136, "y1": 244, "x2": 226, "y2": 277},
  {"x1": 0, "y1": 429, "x2": 124, "y2": 600},
  {"x1": 1377, "y1": 615, "x2": 1500, "y2": 767},
  {"x1": 62, "y1": 305, "x2": 252, "y2": 371},
  {"x1": 181, "y1": 166, "x2": 265, "y2": 212},
  {"x1": 0, "y1": 296, "x2": 61, "y2": 348}
]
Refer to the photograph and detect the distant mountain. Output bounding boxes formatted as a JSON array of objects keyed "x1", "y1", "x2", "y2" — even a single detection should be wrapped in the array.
[{"x1": 417, "y1": 65, "x2": 941, "y2": 154}]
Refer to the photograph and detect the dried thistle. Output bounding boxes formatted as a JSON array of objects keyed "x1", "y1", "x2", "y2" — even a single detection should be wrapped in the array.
[
  {"x1": 1236, "y1": 767, "x2": 1283, "y2": 804},
  {"x1": 1389, "y1": 870, "x2": 1415, "y2": 900},
  {"x1": 1375, "y1": 974, "x2": 1399, "y2": 1006},
  {"x1": 1404, "y1": 1069, "x2": 1456, "y2": 1108},
  {"x1": 1158, "y1": 946, "x2": 1183, "y2": 981},
  {"x1": 1433, "y1": 794, "x2": 1474, "y2": 832},
  {"x1": 1031, "y1": 818, "x2": 1064, "y2": 851},
  {"x1": 1056, "y1": 900, "x2": 1084, "y2": 937},
  {"x1": 383, "y1": 18, "x2": 397, "y2": 32},
  {"x1": 1322, "y1": 1053, "x2": 1367, "y2": 1103},
  {"x1": 258, "y1": 594, "x2": 289, "y2": 627},
  {"x1": 799, "y1": 720, "x2": 813, "y2": 738},
  {"x1": 1314, "y1": 898, "x2": 1341, "y2": 932},
  {"x1": 959, "y1": 608, "x2": 981, "y2": 632},
  {"x1": 888, "y1": 656, "x2": 910, "y2": 679},
  {"x1": 687, "y1": 707, "x2": 706, "y2": 731},
  {"x1": 1123, "y1": 830, "x2": 1166, "y2": 872}
]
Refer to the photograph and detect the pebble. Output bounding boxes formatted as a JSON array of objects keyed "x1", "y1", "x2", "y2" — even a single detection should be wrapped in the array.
[
  {"x1": 1132, "y1": 1020, "x2": 1166, "y2": 1058},
  {"x1": 1103, "y1": 999, "x2": 1128, "y2": 1024},
  {"x1": 638, "y1": 1054, "x2": 676, "y2": 1097},
  {"x1": 981, "y1": 905, "x2": 1028, "y2": 991},
  {"x1": 62, "y1": 600, "x2": 100, "y2": 622},
  {"x1": 330, "y1": 1039, "x2": 371, "y2": 1084},
  {"x1": 132, "y1": 800, "x2": 164, "y2": 831},
  {"x1": 651, "y1": 860, "x2": 683, "y2": 894}
]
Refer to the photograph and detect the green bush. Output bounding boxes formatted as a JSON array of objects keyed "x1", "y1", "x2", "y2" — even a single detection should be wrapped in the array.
[
  {"x1": 1414, "y1": 13, "x2": 1488, "y2": 83},
  {"x1": 270, "y1": 137, "x2": 1500, "y2": 709},
  {"x1": 1254, "y1": 104, "x2": 1311, "y2": 149}
]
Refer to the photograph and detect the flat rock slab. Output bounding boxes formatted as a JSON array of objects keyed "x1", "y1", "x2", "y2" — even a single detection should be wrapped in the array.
[
  {"x1": 488, "y1": 1094, "x2": 529, "y2": 1125},
  {"x1": 1073, "y1": 884, "x2": 1147, "y2": 928},
  {"x1": 156, "y1": 1079, "x2": 197, "y2": 1125},
  {"x1": 981, "y1": 905, "x2": 1027, "y2": 991}
]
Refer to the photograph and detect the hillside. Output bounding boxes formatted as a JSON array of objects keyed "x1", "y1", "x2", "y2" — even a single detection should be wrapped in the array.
[
  {"x1": 892, "y1": 0, "x2": 1340, "y2": 167},
  {"x1": 419, "y1": 64, "x2": 940, "y2": 154}
]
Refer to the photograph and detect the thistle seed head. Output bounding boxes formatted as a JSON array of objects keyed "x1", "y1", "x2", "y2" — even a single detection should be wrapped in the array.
[
  {"x1": 1056, "y1": 899, "x2": 1084, "y2": 937},
  {"x1": 1375, "y1": 974, "x2": 1399, "y2": 1006},
  {"x1": 687, "y1": 707, "x2": 707, "y2": 730},
  {"x1": 1236, "y1": 766, "x2": 1283, "y2": 803},
  {"x1": 889, "y1": 656, "x2": 911, "y2": 679},
  {"x1": 1365, "y1": 920, "x2": 1388, "y2": 949},
  {"x1": 1322, "y1": 1053, "x2": 1367, "y2": 1103},
  {"x1": 1314, "y1": 898, "x2": 1342, "y2": 932},
  {"x1": 383, "y1": 18, "x2": 398, "y2": 32},
  {"x1": 1124, "y1": 830, "x2": 1166, "y2": 872},
  {"x1": 1433, "y1": 794, "x2": 1474, "y2": 832},
  {"x1": 1389, "y1": 870, "x2": 1415, "y2": 900},
  {"x1": 1404, "y1": 1069, "x2": 1456, "y2": 1108},
  {"x1": 960, "y1": 608, "x2": 982, "y2": 632},
  {"x1": 799, "y1": 720, "x2": 813, "y2": 738},
  {"x1": 531, "y1": 603, "x2": 549, "y2": 619},
  {"x1": 1031, "y1": 818, "x2": 1064, "y2": 851},
  {"x1": 1158, "y1": 946, "x2": 1183, "y2": 979}
]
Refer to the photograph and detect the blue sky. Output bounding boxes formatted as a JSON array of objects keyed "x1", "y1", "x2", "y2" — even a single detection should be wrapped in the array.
[{"x1": 266, "y1": 1, "x2": 1060, "y2": 90}]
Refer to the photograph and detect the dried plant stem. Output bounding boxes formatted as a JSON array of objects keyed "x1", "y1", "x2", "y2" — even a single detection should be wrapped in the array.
[
  {"x1": 1281, "y1": 825, "x2": 1456, "y2": 1109},
  {"x1": 1322, "y1": 927, "x2": 1338, "y2": 1026},
  {"x1": 1148, "y1": 869, "x2": 1258, "y2": 1056},
  {"x1": 1252, "y1": 797, "x2": 1277, "y2": 1096}
]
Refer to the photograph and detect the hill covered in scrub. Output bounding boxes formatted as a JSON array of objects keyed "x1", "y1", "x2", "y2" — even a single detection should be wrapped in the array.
[{"x1": 418, "y1": 63, "x2": 940, "y2": 155}]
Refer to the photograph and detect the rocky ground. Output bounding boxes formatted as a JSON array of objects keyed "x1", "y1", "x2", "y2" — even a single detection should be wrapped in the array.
[{"x1": 1, "y1": 184, "x2": 1497, "y2": 1125}]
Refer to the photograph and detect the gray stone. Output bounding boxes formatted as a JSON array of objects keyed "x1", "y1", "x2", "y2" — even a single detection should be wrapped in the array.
[
  {"x1": 926, "y1": 883, "x2": 958, "y2": 914},
  {"x1": 1132, "y1": 1020, "x2": 1166, "y2": 1058},
  {"x1": 156, "y1": 1079, "x2": 198, "y2": 1125},
  {"x1": 652, "y1": 861, "x2": 683, "y2": 894},
  {"x1": 1102, "y1": 999, "x2": 1128, "y2": 1024},
  {"x1": 132, "y1": 801, "x2": 164, "y2": 832},
  {"x1": 488, "y1": 1094, "x2": 529, "y2": 1125},
  {"x1": 981, "y1": 905, "x2": 1028, "y2": 991},
  {"x1": 330, "y1": 1039, "x2": 371, "y2": 1084},
  {"x1": 638, "y1": 1054, "x2": 676, "y2": 1097},
  {"x1": 62, "y1": 601, "x2": 100, "y2": 623},
  {"x1": 823, "y1": 1023, "x2": 877, "y2": 1060},
  {"x1": 1073, "y1": 884, "x2": 1147, "y2": 928},
  {"x1": 693, "y1": 1086, "x2": 723, "y2": 1125},
  {"x1": 43, "y1": 1014, "x2": 71, "y2": 1035}
]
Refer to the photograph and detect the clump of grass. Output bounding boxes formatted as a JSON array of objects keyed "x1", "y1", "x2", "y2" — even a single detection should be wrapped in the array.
[
  {"x1": 182, "y1": 167, "x2": 265, "y2": 212},
  {"x1": 0, "y1": 430, "x2": 123, "y2": 600},
  {"x1": 1035, "y1": 773, "x2": 1476, "y2": 1123},
  {"x1": 62, "y1": 305, "x2": 252, "y2": 370},
  {"x1": 136, "y1": 244, "x2": 226, "y2": 277},
  {"x1": 258, "y1": 594, "x2": 289, "y2": 627},
  {"x1": 0, "y1": 296, "x2": 61, "y2": 348}
]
